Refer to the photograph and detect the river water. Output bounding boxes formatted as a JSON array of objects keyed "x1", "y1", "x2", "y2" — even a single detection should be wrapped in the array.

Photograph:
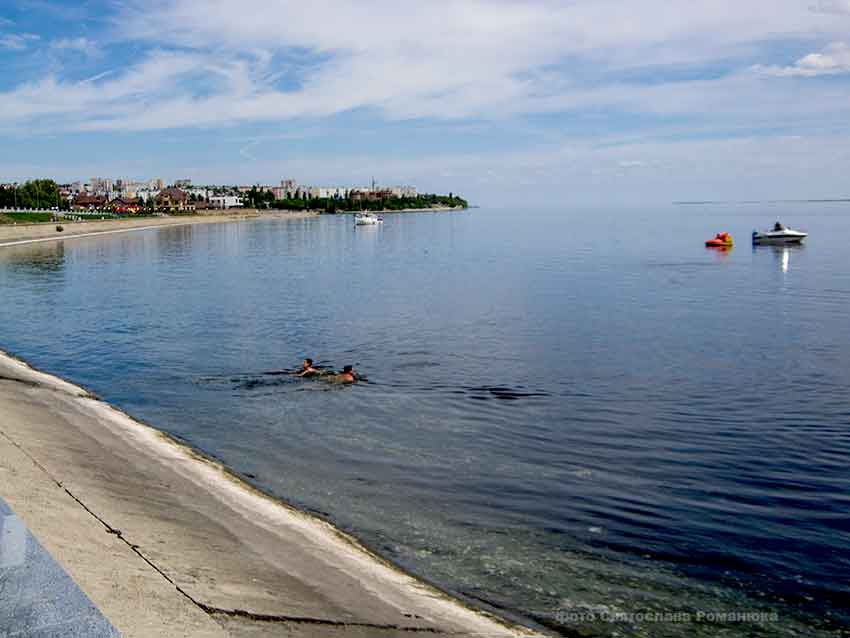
[{"x1": 1, "y1": 205, "x2": 848, "y2": 636}]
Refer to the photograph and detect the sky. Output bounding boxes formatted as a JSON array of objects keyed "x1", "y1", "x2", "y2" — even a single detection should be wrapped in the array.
[{"x1": 1, "y1": 0, "x2": 850, "y2": 206}]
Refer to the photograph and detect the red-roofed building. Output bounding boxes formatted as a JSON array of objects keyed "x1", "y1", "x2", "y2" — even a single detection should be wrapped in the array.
[
  {"x1": 110, "y1": 197, "x2": 143, "y2": 214},
  {"x1": 72, "y1": 194, "x2": 107, "y2": 210}
]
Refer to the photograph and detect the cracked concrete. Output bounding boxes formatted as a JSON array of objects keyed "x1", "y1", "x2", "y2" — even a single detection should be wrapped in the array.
[{"x1": 0, "y1": 351, "x2": 543, "y2": 638}]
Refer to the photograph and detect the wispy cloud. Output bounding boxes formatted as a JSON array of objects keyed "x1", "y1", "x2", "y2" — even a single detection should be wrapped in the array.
[
  {"x1": 50, "y1": 36, "x2": 100, "y2": 57},
  {"x1": 809, "y1": 0, "x2": 850, "y2": 15},
  {"x1": 0, "y1": 32, "x2": 40, "y2": 51},
  {"x1": 16, "y1": 0, "x2": 93, "y2": 22}
]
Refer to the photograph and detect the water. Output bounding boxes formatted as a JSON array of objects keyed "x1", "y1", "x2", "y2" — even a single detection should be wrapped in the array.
[{"x1": 1, "y1": 206, "x2": 849, "y2": 637}]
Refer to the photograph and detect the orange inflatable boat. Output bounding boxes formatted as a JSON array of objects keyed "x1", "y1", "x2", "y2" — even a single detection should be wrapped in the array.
[{"x1": 705, "y1": 232, "x2": 733, "y2": 247}]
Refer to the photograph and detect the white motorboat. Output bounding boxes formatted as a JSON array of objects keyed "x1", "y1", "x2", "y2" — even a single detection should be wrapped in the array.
[
  {"x1": 752, "y1": 224, "x2": 807, "y2": 245},
  {"x1": 355, "y1": 213, "x2": 383, "y2": 225}
]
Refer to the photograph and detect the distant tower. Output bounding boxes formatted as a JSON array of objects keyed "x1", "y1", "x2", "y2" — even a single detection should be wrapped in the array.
[{"x1": 371, "y1": 176, "x2": 375, "y2": 191}]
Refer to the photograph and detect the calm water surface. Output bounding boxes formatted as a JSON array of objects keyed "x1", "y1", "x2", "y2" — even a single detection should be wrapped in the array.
[{"x1": 1, "y1": 205, "x2": 849, "y2": 636}]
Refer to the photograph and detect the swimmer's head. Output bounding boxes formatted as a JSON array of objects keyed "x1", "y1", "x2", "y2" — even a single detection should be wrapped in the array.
[
  {"x1": 303, "y1": 358, "x2": 313, "y2": 368},
  {"x1": 342, "y1": 365, "x2": 353, "y2": 374}
]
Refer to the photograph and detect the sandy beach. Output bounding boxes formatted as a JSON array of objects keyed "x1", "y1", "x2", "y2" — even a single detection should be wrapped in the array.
[
  {"x1": 0, "y1": 348, "x2": 541, "y2": 637},
  {"x1": 0, "y1": 210, "x2": 318, "y2": 247}
]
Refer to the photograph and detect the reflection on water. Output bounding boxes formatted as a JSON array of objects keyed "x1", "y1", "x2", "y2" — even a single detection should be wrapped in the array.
[
  {"x1": 752, "y1": 244, "x2": 805, "y2": 273},
  {"x1": 774, "y1": 245, "x2": 804, "y2": 273},
  {"x1": 705, "y1": 245, "x2": 732, "y2": 261},
  {"x1": 0, "y1": 242, "x2": 66, "y2": 274},
  {"x1": 1, "y1": 207, "x2": 850, "y2": 637}
]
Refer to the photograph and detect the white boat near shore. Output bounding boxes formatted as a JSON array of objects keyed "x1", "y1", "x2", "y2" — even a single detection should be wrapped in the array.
[{"x1": 355, "y1": 212, "x2": 383, "y2": 225}]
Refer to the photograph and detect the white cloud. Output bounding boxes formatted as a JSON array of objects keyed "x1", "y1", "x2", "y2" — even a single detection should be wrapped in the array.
[
  {"x1": 108, "y1": 0, "x2": 850, "y2": 124},
  {"x1": 50, "y1": 37, "x2": 100, "y2": 57},
  {"x1": 1, "y1": 1, "x2": 850, "y2": 135},
  {"x1": 0, "y1": 32, "x2": 40, "y2": 51},
  {"x1": 754, "y1": 42, "x2": 850, "y2": 77}
]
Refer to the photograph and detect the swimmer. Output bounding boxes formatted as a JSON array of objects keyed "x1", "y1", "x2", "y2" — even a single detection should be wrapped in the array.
[
  {"x1": 292, "y1": 358, "x2": 319, "y2": 377},
  {"x1": 329, "y1": 365, "x2": 356, "y2": 384}
]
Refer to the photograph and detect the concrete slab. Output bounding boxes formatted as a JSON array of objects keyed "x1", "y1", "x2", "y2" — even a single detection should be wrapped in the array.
[{"x1": 0, "y1": 497, "x2": 120, "y2": 638}]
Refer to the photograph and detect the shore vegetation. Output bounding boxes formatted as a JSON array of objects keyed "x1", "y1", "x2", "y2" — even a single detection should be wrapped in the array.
[
  {"x1": 0, "y1": 212, "x2": 56, "y2": 224},
  {"x1": 0, "y1": 180, "x2": 69, "y2": 211},
  {"x1": 241, "y1": 188, "x2": 468, "y2": 213}
]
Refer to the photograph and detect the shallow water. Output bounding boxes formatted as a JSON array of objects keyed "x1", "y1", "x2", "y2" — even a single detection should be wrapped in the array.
[{"x1": 1, "y1": 205, "x2": 849, "y2": 636}]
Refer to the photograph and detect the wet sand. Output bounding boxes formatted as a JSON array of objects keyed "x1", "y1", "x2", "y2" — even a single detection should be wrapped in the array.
[
  {"x1": 0, "y1": 350, "x2": 541, "y2": 637},
  {"x1": 0, "y1": 210, "x2": 318, "y2": 247}
]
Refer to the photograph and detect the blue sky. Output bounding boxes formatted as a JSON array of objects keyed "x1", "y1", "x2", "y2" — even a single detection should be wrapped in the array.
[{"x1": 1, "y1": 0, "x2": 850, "y2": 205}]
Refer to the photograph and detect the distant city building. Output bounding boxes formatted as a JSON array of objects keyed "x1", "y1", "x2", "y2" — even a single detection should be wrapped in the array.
[
  {"x1": 349, "y1": 187, "x2": 396, "y2": 202},
  {"x1": 390, "y1": 185, "x2": 417, "y2": 197},
  {"x1": 279, "y1": 179, "x2": 298, "y2": 198},
  {"x1": 318, "y1": 187, "x2": 348, "y2": 199},
  {"x1": 209, "y1": 195, "x2": 244, "y2": 209},
  {"x1": 296, "y1": 186, "x2": 349, "y2": 199},
  {"x1": 173, "y1": 179, "x2": 192, "y2": 189},
  {"x1": 135, "y1": 188, "x2": 160, "y2": 202},
  {"x1": 88, "y1": 177, "x2": 113, "y2": 195},
  {"x1": 186, "y1": 187, "x2": 211, "y2": 200},
  {"x1": 237, "y1": 184, "x2": 276, "y2": 195}
]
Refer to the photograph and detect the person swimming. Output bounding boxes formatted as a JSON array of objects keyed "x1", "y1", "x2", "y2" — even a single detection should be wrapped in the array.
[
  {"x1": 292, "y1": 358, "x2": 319, "y2": 377},
  {"x1": 329, "y1": 365, "x2": 356, "y2": 384}
]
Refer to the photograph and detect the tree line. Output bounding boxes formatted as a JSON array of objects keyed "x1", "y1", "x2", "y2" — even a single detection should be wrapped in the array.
[
  {"x1": 241, "y1": 187, "x2": 468, "y2": 212},
  {"x1": 0, "y1": 180, "x2": 69, "y2": 210}
]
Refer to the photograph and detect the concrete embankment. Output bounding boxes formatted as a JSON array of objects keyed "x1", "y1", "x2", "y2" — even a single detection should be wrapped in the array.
[
  {"x1": 0, "y1": 211, "x2": 318, "y2": 247},
  {"x1": 0, "y1": 350, "x2": 541, "y2": 637}
]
